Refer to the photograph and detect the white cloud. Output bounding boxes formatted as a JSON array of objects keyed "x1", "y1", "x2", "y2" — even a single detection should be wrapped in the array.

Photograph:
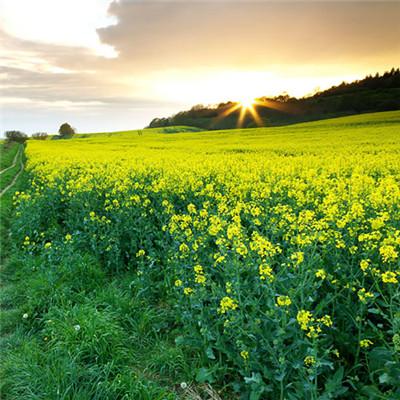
[{"x1": 0, "y1": 0, "x2": 117, "y2": 57}]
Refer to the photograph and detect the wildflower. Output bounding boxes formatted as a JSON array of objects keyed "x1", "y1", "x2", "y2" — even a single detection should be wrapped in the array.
[
  {"x1": 89, "y1": 211, "x2": 96, "y2": 218},
  {"x1": 187, "y1": 203, "x2": 196, "y2": 214},
  {"x1": 22, "y1": 313, "x2": 29, "y2": 319},
  {"x1": 259, "y1": 264, "x2": 274, "y2": 282},
  {"x1": 297, "y1": 310, "x2": 313, "y2": 331},
  {"x1": 214, "y1": 255, "x2": 225, "y2": 264},
  {"x1": 240, "y1": 350, "x2": 249, "y2": 361},
  {"x1": 179, "y1": 243, "x2": 189, "y2": 253},
  {"x1": 359, "y1": 259, "x2": 369, "y2": 272},
  {"x1": 44, "y1": 242, "x2": 52, "y2": 249},
  {"x1": 381, "y1": 271, "x2": 398, "y2": 284},
  {"x1": 195, "y1": 274, "x2": 206, "y2": 285},
  {"x1": 291, "y1": 251, "x2": 304, "y2": 266},
  {"x1": 218, "y1": 296, "x2": 238, "y2": 314},
  {"x1": 276, "y1": 296, "x2": 292, "y2": 307},
  {"x1": 319, "y1": 315, "x2": 333, "y2": 327},
  {"x1": 183, "y1": 287, "x2": 193, "y2": 296},
  {"x1": 174, "y1": 279, "x2": 183, "y2": 287},
  {"x1": 379, "y1": 245, "x2": 398, "y2": 263},
  {"x1": 65, "y1": 233, "x2": 72, "y2": 241},
  {"x1": 194, "y1": 265, "x2": 203, "y2": 274},
  {"x1": 236, "y1": 243, "x2": 248, "y2": 256},
  {"x1": 360, "y1": 339, "x2": 373, "y2": 348},
  {"x1": 332, "y1": 349, "x2": 340, "y2": 358},
  {"x1": 315, "y1": 269, "x2": 327, "y2": 280},
  {"x1": 357, "y1": 288, "x2": 374, "y2": 303},
  {"x1": 136, "y1": 249, "x2": 145, "y2": 257},
  {"x1": 306, "y1": 325, "x2": 321, "y2": 339},
  {"x1": 304, "y1": 356, "x2": 316, "y2": 367}
]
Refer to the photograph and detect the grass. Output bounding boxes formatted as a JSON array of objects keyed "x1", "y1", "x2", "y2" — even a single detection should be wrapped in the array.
[{"x1": 0, "y1": 142, "x2": 19, "y2": 171}]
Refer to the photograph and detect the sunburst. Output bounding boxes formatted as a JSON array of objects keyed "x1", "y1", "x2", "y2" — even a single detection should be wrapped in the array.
[{"x1": 213, "y1": 96, "x2": 291, "y2": 128}]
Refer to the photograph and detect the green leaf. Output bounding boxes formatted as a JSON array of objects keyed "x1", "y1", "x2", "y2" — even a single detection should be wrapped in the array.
[
  {"x1": 206, "y1": 346, "x2": 216, "y2": 360},
  {"x1": 196, "y1": 367, "x2": 215, "y2": 383}
]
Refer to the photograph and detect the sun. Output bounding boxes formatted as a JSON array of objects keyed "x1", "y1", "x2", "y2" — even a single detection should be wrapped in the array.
[{"x1": 238, "y1": 96, "x2": 255, "y2": 109}]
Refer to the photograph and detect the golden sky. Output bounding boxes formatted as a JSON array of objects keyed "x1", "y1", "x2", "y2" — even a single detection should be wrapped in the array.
[{"x1": 1, "y1": 0, "x2": 399, "y2": 133}]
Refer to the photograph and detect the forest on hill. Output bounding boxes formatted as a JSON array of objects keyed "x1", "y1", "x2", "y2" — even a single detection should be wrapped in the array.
[{"x1": 148, "y1": 68, "x2": 400, "y2": 129}]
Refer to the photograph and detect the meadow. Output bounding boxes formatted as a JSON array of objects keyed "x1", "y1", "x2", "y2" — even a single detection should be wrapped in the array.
[{"x1": 1, "y1": 111, "x2": 400, "y2": 399}]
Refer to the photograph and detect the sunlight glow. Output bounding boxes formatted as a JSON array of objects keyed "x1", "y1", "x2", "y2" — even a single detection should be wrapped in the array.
[{"x1": 238, "y1": 96, "x2": 255, "y2": 110}]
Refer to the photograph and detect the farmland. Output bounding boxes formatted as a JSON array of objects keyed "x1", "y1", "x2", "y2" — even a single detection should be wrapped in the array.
[{"x1": 1, "y1": 111, "x2": 400, "y2": 399}]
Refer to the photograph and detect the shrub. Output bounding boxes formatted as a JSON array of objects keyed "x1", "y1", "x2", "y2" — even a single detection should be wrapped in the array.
[
  {"x1": 4, "y1": 130, "x2": 27, "y2": 144},
  {"x1": 32, "y1": 132, "x2": 48, "y2": 140}
]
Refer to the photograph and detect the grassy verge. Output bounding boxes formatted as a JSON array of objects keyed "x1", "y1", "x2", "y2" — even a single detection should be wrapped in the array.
[
  {"x1": 0, "y1": 142, "x2": 19, "y2": 171},
  {"x1": 0, "y1": 163, "x2": 21, "y2": 193}
]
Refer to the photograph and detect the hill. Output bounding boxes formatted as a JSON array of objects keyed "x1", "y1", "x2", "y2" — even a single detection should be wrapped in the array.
[{"x1": 148, "y1": 68, "x2": 400, "y2": 130}]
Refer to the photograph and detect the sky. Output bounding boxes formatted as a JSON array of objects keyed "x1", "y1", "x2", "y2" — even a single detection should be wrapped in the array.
[{"x1": 1, "y1": 0, "x2": 399, "y2": 135}]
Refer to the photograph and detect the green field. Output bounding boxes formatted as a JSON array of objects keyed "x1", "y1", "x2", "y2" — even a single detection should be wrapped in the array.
[{"x1": 1, "y1": 111, "x2": 400, "y2": 399}]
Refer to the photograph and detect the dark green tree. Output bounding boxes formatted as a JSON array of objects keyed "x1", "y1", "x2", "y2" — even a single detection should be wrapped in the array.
[
  {"x1": 58, "y1": 123, "x2": 76, "y2": 138},
  {"x1": 32, "y1": 132, "x2": 48, "y2": 140},
  {"x1": 5, "y1": 130, "x2": 28, "y2": 144}
]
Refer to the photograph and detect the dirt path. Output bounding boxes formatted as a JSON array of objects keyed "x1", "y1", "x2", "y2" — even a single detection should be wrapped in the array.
[
  {"x1": 0, "y1": 145, "x2": 22, "y2": 176},
  {"x1": 0, "y1": 149, "x2": 24, "y2": 198}
]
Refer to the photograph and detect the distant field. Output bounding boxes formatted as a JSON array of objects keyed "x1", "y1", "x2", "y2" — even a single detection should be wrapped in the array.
[{"x1": 2, "y1": 111, "x2": 400, "y2": 399}]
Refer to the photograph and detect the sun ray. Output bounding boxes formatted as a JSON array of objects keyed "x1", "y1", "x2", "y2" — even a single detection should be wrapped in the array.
[
  {"x1": 211, "y1": 94, "x2": 294, "y2": 128},
  {"x1": 237, "y1": 106, "x2": 247, "y2": 128}
]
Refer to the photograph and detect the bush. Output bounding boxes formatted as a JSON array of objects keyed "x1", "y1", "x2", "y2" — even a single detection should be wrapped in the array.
[
  {"x1": 4, "y1": 130, "x2": 27, "y2": 144},
  {"x1": 31, "y1": 132, "x2": 48, "y2": 140}
]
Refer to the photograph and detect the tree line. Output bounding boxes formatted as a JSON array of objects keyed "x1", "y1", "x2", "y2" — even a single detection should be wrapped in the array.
[
  {"x1": 148, "y1": 68, "x2": 400, "y2": 130},
  {"x1": 3, "y1": 123, "x2": 76, "y2": 144}
]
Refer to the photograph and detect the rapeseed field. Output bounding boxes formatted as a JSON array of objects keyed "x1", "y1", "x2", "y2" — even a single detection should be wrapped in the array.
[{"x1": 5, "y1": 111, "x2": 400, "y2": 399}]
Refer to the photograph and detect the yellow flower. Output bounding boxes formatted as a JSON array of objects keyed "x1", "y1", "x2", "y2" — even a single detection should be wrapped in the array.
[
  {"x1": 194, "y1": 265, "x2": 203, "y2": 274},
  {"x1": 195, "y1": 274, "x2": 206, "y2": 285},
  {"x1": 357, "y1": 288, "x2": 374, "y2": 303},
  {"x1": 218, "y1": 296, "x2": 238, "y2": 314},
  {"x1": 297, "y1": 310, "x2": 313, "y2": 331},
  {"x1": 379, "y1": 245, "x2": 398, "y2": 263},
  {"x1": 332, "y1": 349, "x2": 340, "y2": 358},
  {"x1": 174, "y1": 279, "x2": 183, "y2": 287},
  {"x1": 136, "y1": 249, "x2": 145, "y2": 257},
  {"x1": 179, "y1": 243, "x2": 189, "y2": 253},
  {"x1": 187, "y1": 203, "x2": 196, "y2": 214},
  {"x1": 183, "y1": 287, "x2": 193, "y2": 296},
  {"x1": 381, "y1": 271, "x2": 398, "y2": 284},
  {"x1": 359, "y1": 259, "x2": 370, "y2": 272},
  {"x1": 291, "y1": 251, "x2": 304, "y2": 266},
  {"x1": 240, "y1": 350, "x2": 249, "y2": 361},
  {"x1": 360, "y1": 339, "x2": 373, "y2": 348},
  {"x1": 44, "y1": 242, "x2": 52, "y2": 249},
  {"x1": 315, "y1": 269, "x2": 327, "y2": 280},
  {"x1": 65, "y1": 233, "x2": 72, "y2": 241},
  {"x1": 304, "y1": 356, "x2": 316, "y2": 367},
  {"x1": 259, "y1": 264, "x2": 274, "y2": 282},
  {"x1": 319, "y1": 315, "x2": 333, "y2": 327},
  {"x1": 276, "y1": 296, "x2": 292, "y2": 307},
  {"x1": 236, "y1": 243, "x2": 248, "y2": 256}
]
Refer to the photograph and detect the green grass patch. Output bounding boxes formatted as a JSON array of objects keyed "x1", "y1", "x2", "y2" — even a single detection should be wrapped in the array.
[{"x1": 0, "y1": 142, "x2": 19, "y2": 170}]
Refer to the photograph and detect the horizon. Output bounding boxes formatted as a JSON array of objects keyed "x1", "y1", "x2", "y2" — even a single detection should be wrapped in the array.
[{"x1": 1, "y1": 0, "x2": 399, "y2": 135}]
